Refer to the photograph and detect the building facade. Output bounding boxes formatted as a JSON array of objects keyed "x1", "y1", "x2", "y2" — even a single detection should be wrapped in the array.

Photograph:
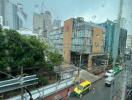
[
  {"x1": 0, "y1": 0, "x2": 10, "y2": 26},
  {"x1": 53, "y1": 19, "x2": 61, "y2": 29},
  {"x1": 99, "y1": 20, "x2": 115, "y2": 54},
  {"x1": 33, "y1": 11, "x2": 52, "y2": 37},
  {"x1": 99, "y1": 20, "x2": 127, "y2": 58},
  {"x1": 0, "y1": 16, "x2": 3, "y2": 26},
  {"x1": 47, "y1": 27, "x2": 63, "y2": 55},
  {"x1": 126, "y1": 35, "x2": 132, "y2": 51},
  {"x1": 0, "y1": 0, "x2": 23, "y2": 30},
  {"x1": 10, "y1": 3, "x2": 23, "y2": 30},
  {"x1": 63, "y1": 17, "x2": 104, "y2": 69}
]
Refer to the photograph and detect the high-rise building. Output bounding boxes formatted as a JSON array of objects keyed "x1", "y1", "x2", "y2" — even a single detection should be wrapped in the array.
[
  {"x1": 33, "y1": 11, "x2": 52, "y2": 37},
  {"x1": 99, "y1": 20, "x2": 115, "y2": 54},
  {"x1": 0, "y1": 16, "x2": 3, "y2": 26},
  {"x1": 0, "y1": 0, "x2": 10, "y2": 26},
  {"x1": 126, "y1": 35, "x2": 132, "y2": 51},
  {"x1": 10, "y1": 3, "x2": 23, "y2": 30},
  {"x1": 99, "y1": 20, "x2": 127, "y2": 58},
  {"x1": 0, "y1": 0, "x2": 23, "y2": 30},
  {"x1": 53, "y1": 19, "x2": 61, "y2": 29}
]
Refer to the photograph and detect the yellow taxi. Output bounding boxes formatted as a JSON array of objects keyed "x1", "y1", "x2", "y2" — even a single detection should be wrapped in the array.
[{"x1": 73, "y1": 80, "x2": 91, "y2": 98}]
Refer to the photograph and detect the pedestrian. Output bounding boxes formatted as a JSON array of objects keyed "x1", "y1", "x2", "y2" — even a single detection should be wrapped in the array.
[
  {"x1": 92, "y1": 87, "x2": 95, "y2": 94},
  {"x1": 67, "y1": 89, "x2": 71, "y2": 100}
]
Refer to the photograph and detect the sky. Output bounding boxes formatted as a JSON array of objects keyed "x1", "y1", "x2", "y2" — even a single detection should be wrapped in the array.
[{"x1": 11, "y1": 0, "x2": 132, "y2": 34}]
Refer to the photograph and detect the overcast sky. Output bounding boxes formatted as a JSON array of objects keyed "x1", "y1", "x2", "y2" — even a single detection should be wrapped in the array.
[{"x1": 11, "y1": 0, "x2": 132, "y2": 34}]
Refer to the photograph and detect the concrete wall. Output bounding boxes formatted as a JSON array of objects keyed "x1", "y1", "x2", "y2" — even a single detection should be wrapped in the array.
[
  {"x1": 92, "y1": 27, "x2": 103, "y2": 54},
  {"x1": 63, "y1": 18, "x2": 73, "y2": 63}
]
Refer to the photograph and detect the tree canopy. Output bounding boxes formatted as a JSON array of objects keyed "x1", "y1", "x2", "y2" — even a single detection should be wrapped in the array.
[{"x1": 0, "y1": 29, "x2": 63, "y2": 73}]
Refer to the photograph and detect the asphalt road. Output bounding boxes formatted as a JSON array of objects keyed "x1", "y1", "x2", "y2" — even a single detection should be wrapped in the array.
[
  {"x1": 126, "y1": 59, "x2": 132, "y2": 100},
  {"x1": 69, "y1": 66, "x2": 126, "y2": 100}
]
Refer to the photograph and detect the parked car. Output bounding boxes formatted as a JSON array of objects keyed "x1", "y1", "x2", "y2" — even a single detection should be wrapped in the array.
[
  {"x1": 105, "y1": 69, "x2": 115, "y2": 77},
  {"x1": 73, "y1": 80, "x2": 91, "y2": 98},
  {"x1": 105, "y1": 76, "x2": 114, "y2": 87}
]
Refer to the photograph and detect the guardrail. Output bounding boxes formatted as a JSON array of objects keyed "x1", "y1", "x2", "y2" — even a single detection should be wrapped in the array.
[
  {"x1": 8, "y1": 78, "x2": 74, "y2": 100},
  {"x1": 0, "y1": 75, "x2": 38, "y2": 93}
]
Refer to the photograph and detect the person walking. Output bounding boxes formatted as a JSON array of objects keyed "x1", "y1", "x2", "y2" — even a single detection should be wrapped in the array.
[
  {"x1": 92, "y1": 87, "x2": 95, "y2": 94},
  {"x1": 67, "y1": 89, "x2": 71, "y2": 100}
]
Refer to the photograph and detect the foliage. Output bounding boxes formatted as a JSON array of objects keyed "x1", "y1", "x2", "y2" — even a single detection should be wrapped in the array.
[
  {"x1": 38, "y1": 76, "x2": 49, "y2": 85},
  {"x1": 0, "y1": 29, "x2": 63, "y2": 74},
  {"x1": 47, "y1": 51, "x2": 63, "y2": 66}
]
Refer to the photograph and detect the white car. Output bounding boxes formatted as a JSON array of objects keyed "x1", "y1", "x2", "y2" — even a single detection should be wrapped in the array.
[
  {"x1": 105, "y1": 70, "x2": 115, "y2": 77},
  {"x1": 105, "y1": 76, "x2": 115, "y2": 87}
]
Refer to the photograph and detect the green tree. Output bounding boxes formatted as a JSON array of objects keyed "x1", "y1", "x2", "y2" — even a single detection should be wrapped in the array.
[{"x1": 0, "y1": 29, "x2": 63, "y2": 75}]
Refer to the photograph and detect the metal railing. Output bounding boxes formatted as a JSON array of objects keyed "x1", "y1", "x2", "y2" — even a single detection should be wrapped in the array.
[
  {"x1": 8, "y1": 77, "x2": 74, "y2": 100},
  {"x1": 0, "y1": 75, "x2": 38, "y2": 94}
]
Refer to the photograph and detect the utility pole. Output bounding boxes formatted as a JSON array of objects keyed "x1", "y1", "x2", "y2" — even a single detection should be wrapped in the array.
[
  {"x1": 111, "y1": 0, "x2": 123, "y2": 100},
  {"x1": 112, "y1": 0, "x2": 123, "y2": 66},
  {"x1": 79, "y1": 50, "x2": 82, "y2": 76}
]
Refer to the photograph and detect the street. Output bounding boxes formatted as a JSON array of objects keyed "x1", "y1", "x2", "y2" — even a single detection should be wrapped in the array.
[
  {"x1": 126, "y1": 59, "x2": 132, "y2": 100},
  {"x1": 69, "y1": 66, "x2": 127, "y2": 100}
]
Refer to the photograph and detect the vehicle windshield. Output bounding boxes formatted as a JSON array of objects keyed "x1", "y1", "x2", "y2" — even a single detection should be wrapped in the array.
[
  {"x1": 108, "y1": 70, "x2": 113, "y2": 73},
  {"x1": 77, "y1": 85, "x2": 84, "y2": 90},
  {"x1": 107, "y1": 71, "x2": 112, "y2": 73}
]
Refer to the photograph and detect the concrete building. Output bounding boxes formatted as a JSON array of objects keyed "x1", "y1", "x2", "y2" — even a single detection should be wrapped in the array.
[
  {"x1": 99, "y1": 20, "x2": 127, "y2": 58},
  {"x1": 53, "y1": 19, "x2": 61, "y2": 29},
  {"x1": 99, "y1": 20, "x2": 115, "y2": 54},
  {"x1": 33, "y1": 11, "x2": 52, "y2": 37},
  {"x1": 0, "y1": 0, "x2": 10, "y2": 26},
  {"x1": 0, "y1": 16, "x2": 3, "y2": 26},
  {"x1": 63, "y1": 17, "x2": 104, "y2": 69},
  {"x1": 47, "y1": 27, "x2": 63, "y2": 54},
  {"x1": 0, "y1": 0, "x2": 23, "y2": 30},
  {"x1": 10, "y1": 3, "x2": 23, "y2": 30},
  {"x1": 126, "y1": 35, "x2": 132, "y2": 51}
]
